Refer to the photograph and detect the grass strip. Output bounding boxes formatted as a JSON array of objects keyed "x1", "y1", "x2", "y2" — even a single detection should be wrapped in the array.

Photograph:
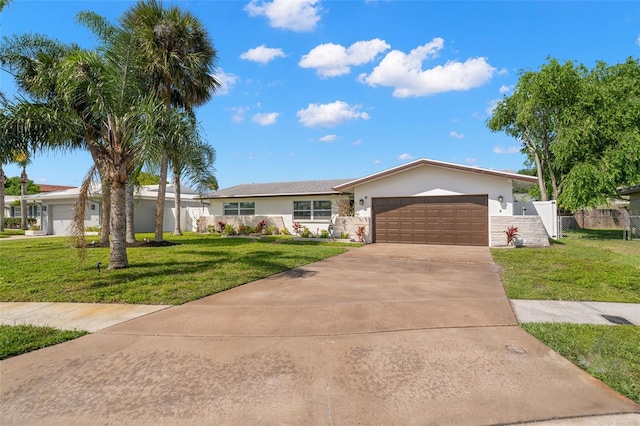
[
  {"x1": 0, "y1": 324, "x2": 88, "y2": 360},
  {"x1": 522, "y1": 323, "x2": 640, "y2": 404}
]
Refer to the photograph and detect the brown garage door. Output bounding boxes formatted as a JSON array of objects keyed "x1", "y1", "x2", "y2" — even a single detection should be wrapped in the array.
[{"x1": 372, "y1": 195, "x2": 488, "y2": 246}]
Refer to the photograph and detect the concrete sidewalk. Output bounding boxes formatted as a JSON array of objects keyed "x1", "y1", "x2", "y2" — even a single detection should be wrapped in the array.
[
  {"x1": 1, "y1": 299, "x2": 637, "y2": 333},
  {"x1": 0, "y1": 302, "x2": 170, "y2": 332}
]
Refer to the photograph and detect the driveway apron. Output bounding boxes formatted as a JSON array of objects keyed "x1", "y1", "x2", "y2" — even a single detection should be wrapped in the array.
[{"x1": 1, "y1": 244, "x2": 638, "y2": 425}]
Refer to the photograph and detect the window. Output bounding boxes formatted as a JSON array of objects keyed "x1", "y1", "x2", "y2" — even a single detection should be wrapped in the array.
[
  {"x1": 28, "y1": 205, "x2": 40, "y2": 218},
  {"x1": 224, "y1": 201, "x2": 255, "y2": 216},
  {"x1": 293, "y1": 200, "x2": 332, "y2": 221}
]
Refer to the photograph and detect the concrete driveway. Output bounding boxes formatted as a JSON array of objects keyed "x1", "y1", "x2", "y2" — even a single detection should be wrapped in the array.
[{"x1": 1, "y1": 244, "x2": 638, "y2": 425}]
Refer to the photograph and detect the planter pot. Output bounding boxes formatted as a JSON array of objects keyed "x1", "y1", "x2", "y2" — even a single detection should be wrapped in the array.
[
  {"x1": 25, "y1": 230, "x2": 46, "y2": 236},
  {"x1": 514, "y1": 238, "x2": 525, "y2": 248}
]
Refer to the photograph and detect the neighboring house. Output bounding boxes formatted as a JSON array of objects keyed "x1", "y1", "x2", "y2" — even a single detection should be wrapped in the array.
[
  {"x1": 619, "y1": 185, "x2": 640, "y2": 214},
  {"x1": 22, "y1": 183, "x2": 205, "y2": 235},
  {"x1": 202, "y1": 158, "x2": 540, "y2": 247},
  {"x1": 3, "y1": 184, "x2": 76, "y2": 224}
]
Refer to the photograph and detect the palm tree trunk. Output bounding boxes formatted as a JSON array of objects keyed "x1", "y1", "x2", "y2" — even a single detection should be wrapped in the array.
[
  {"x1": 0, "y1": 164, "x2": 5, "y2": 232},
  {"x1": 126, "y1": 182, "x2": 136, "y2": 243},
  {"x1": 172, "y1": 164, "x2": 182, "y2": 235},
  {"x1": 154, "y1": 151, "x2": 168, "y2": 242},
  {"x1": 109, "y1": 179, "x2": 128, "y2": 269},
  {"x1": 20, "y1": 166, "x2": 28, "y2": 229},
  {"x1": 100, "y1": 179, "x2": 111, "y2": 244}
]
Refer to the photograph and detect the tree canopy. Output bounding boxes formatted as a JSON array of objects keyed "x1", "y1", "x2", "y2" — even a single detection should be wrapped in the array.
[
  {"x1": 488, "y1": 57, "x2": 640, "y2": 210},
  {"x1": 4, "y1": 176, "x2": 39, "y2": 195}
]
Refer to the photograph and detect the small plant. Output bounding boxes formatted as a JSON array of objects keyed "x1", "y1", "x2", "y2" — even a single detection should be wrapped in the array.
[
  {"x1": 256, "y1": 220, "x2": 267, "y2": 233},
  {"x1": 85, "y1": 226, "x2": 101, "y2": 232},
  {"x1": 206, "y1": 225, "x2": 216, "y2": 233},
  {"x1": 238, "y1": 224, "x2": 253, "y2": 235},
  {"x1": 356, "y1": 225, "x2": 366, "y2": 242},
  {"x1": 217, "y1": 221, "x2": 227, "y2": 233},
  {"x1": 505, "y1": 226, "x2": 519, "y2": 245},
  {"x1": 319, "y1": 229, "x2": 330, "y2": 238},
  {"x1": 281, "y1": 227, "x2": 291, "y2": 235},
  {"x1": 224, "y1": 224, "x2": 236, "y2": 236},
  {"x1": 264, "y1": 226, "x2": 279, "y2": 235},
  {"x1": 300, "y1": 226, "x2": 312, "y2": 238},
  {"x1": 340, "y1": 231, "x2": 349, "y2": 239},
  {"x1": 293, "y1": 222, "x2": 303, "y2": 235},
  {"x1": 28, "y1": 224, "x2": 41, "y2": 231}
]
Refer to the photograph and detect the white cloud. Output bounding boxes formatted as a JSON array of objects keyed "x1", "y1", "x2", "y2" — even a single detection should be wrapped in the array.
[
  {"x1": 636, "y1": 35, "x2": 640, "y2": 46},
  {"x1": 398, "y1": 153, "x2": 414, "y2": 160},
  {"x1": 240, "y1": 45, "x2": 286, "y2": 64},
  {"x1": 229, "y1": 106, "x2": 248, "y2": 122},
  {"x1": 244, "y1": 0, "x2": 321, "y2": 32},
  {"x1": 373, "y1": 159, "x2": 381, "y2": 165},
  {"x1": 252, "y1": 112, "x2": 280, "y2": 125},
  {"x1": 299, "y1": 39, "x2": 389, "y2": 78},
  {"x1": 499, "y1": 84, "x2": 513, "y2": 94},
  {"x1": 493, "y1": 146, "x2": 520, "y2": 154},
  {"x1": 497, "y1": 68, "x2": 508, "y2": 75},
  {"x1": 297, "y1": 100, "x2": 370, "y2": 127},
  {"x1": 359, "y1": 38, "x2": 496, "y2": 98},
  {"x1": 216, "y1": 69, "x2": 238, "y2": 95},
  {"x1": 318, "y1": 134, "x2": 337, "y2": 143},
  {"x1": 351, "y1": 139, "x2": 363, "y2": 146},
  {"x1": 464, "y1": 157, "x2": 477, "y2": 164},
  {"x1": 449, "y1": 131, "x2": 464, "y2": 139}
]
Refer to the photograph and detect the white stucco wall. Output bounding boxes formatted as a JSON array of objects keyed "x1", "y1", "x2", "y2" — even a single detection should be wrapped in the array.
[
  {"x1": 350, "y1": 165, "x2": 515, "y2": 218},
  {"x1": 630, "y1": 194, "x2": 640, "y2": 215},
  {"x1": 207, "y1": 195, "x2": 347, "y2": 234}
]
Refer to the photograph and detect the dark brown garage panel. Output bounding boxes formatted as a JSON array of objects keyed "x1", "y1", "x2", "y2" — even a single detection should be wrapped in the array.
[{"x1": 373, "y1": 195, "x2": 488, "y2": 246}]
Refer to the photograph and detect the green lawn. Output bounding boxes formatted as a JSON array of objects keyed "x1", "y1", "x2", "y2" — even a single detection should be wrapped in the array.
[
  {"x1": 491, "y1": 230, "x2": 640, "y2": 302},
  {"x1": 523, "y1": 323, "x2": 640, "y2": 404},
  {"x1": 0, "y1": 324, "x2": 88, "y2": 360},
  {"x1": 0, "y1": 232, "x2": 350, "y2": 305},
  {"x1": 0, "y1": 229, "x2": 25, "y2": 238}
]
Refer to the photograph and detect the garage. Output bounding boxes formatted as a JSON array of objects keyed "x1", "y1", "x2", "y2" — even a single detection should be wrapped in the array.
[
  {"x1": 51, "y1": 204, "x2": 75, "y2": 235},
  {"x1": 372, "y1": 195, "x2": 488, "y2": 246}
]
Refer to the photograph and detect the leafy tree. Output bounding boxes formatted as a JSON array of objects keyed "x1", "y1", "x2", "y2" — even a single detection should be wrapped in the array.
[
  {"x1": 121, "y1": 0, "x2": 219, "y2": 241},
  {"x1": 554, "y1": 58, "x2": 640, "y2": 209},
  {"x1": 488, "y1": 58, "x2": 581, "y2": 201},
  {"x1": 3, "y1": 176, "x2": 39, "y2": 195},
  {"x1": 488, "y1": 57, "x2": 640, "y2": 209},
  {"x1": 137, "y1": 171, "x2": 160, "y2": 185}
]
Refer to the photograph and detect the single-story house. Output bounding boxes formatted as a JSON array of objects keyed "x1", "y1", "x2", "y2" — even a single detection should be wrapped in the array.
[
  {"x1": 21, "y1": 183, "x2": 206, "y2": 235},
  {"x1": 619, "y1": 185, "x2": 640, "y2": 214},
  {"x1": 201, "y1": 158, "x2": 540, "y2": 247},
  {"x1": 3, "y1": 184, "x2": 76, "y2": 223}
]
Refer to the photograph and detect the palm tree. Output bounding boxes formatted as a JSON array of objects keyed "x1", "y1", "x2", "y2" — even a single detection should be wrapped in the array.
[
  {"x1": 14, "y1": 151, "x2": 30, "y2": 229},
  {"x1": 121, "y1": 0, "x2": 219, "y2": 242}
]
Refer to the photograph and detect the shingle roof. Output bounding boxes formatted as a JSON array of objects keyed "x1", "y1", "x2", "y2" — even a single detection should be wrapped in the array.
[{"x1": 203, "y1": 179, "x2": 354, "y2": 199}]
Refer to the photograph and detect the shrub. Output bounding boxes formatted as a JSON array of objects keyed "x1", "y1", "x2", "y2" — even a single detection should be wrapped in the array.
[
  {"x1": 85, "y1": 226, "x2": 101, "y2": 232},
  {"x1": 256, "y1": 220, "x2": 267, "y2": 233},
  {"x1": 293, "y1": 222, "x2": 303, "y2": 235},
  {"x1": 223, "y1": 224, "x2": 236, "y2": 236},
  {"x1": 206, "y1": 225, "x2": 216, "y2": 233},
  {"x1": 319, "y1": 229, "x2": 330, "y2": 238},
  {"x1": 340, "y1": 232, "x2": 349, "y2": 239},
  {"x1": 28, "y1": 224, "x2": 40, "y2": 231},
  {"x1": 238, "y1": 224, "x2": 253, "y2": 235},
  {"x1": 217, "y1": 221, "x2": 227, "y2": 233},
  {"x1": 300, "y1": 226, "x2": 312, "y2": 238},
  {"x1": 264, "y1": 226, "x2": 279, "y2": 235},
  {"x1": 505, "y1": 226, "x2": 519, "y2": 245},
  {"x1": 356, "y1": 225, "x2": 366, "y2": 242},
  {"x1": 281, "y1": 227, "x2": 291, "y2": 235}
]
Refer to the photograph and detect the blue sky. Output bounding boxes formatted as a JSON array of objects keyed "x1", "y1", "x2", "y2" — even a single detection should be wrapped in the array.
[{"x1": 2, "y1": 0, "x2": 639, "y2": 188}]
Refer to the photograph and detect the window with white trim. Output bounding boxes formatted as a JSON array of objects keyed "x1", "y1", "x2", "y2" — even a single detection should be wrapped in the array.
[
  {"x1": 293, "y1": 200, "x2": 332, "y2": 221},
  {"x1": 224, "y1": 201, "x2": 255, "y2": 216}
]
